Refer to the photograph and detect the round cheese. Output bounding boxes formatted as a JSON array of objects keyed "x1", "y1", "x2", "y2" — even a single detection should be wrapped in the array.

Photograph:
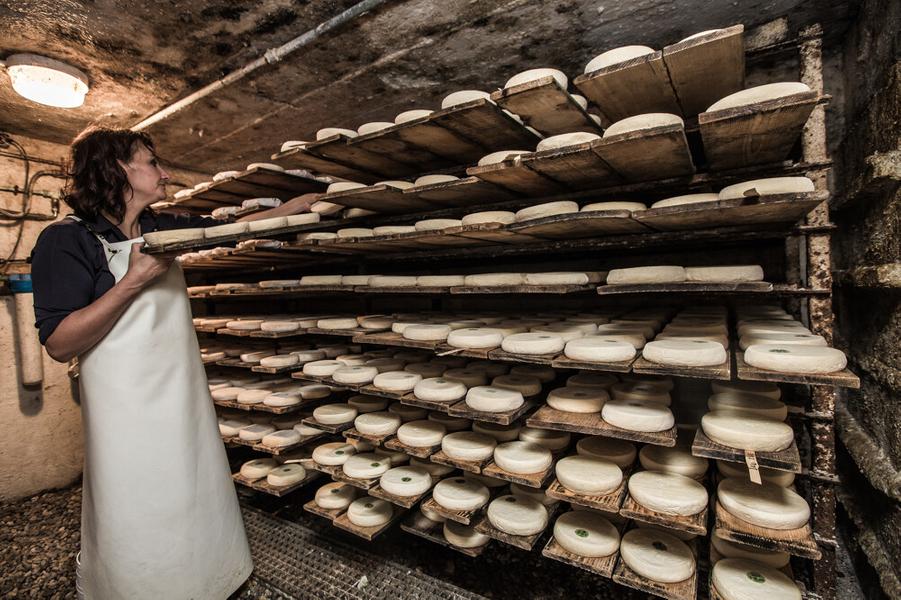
[
  {"x1": 620, "y1": 528, "x2": 696, "y2": 583},
  {"x1": 218, "y1": 420, "x2": 251, "y2": 437},
  {"x1": 651, "y1": 193, "x2": 719, "y2": 209},
  {"x1": 491, "y1": 374, "x2": 542, "y2": 397},
  {"x1": 441, "y1": 431, "x2": 497, "y2": 461},
  {"x1": 684, "y1": 265, "x2": 765, "y2": 282},
  {"x1": 717, "y1": 460, "x2": 795, "y2": 487},
  {"x1": 204, "y1": 222, "x2": 249, "y2": 239},
  {"x1": 441, "y1": 90, "x2": 491, "y2": 108},
  {"x1": 554, "y1": 510, "x2": 620, "y2": 557},
  {"x1": 504, "y1": 68, "x2": 568, "y2": 90},
  {"x1": 739, "y1": 332, "x2": 826, "y2": 350},
  {"x1": 472, "y1": 421, "x2": 521, "y2": 442},
  {"x1": 487, "y1": 495, "x2": 549, "y2": 536},
  {"x1": 465, "y1": 386, "x2": 525, "y2": 413},
  {"x1": 582, "y1": 201, "x2": 647, "y2": 212},
  {"x1": 397, "y1": 420, "x2": 446, "y2": 447},
  {"x1": 267, "y1": 463, "x2": 306, "y2": 486},
  {"x1": 702, "y1": 411, "x2": 793, "y2": 451},
  {"x1": 639, "y1": 444, "x2": 708, "y2": 479},
  {"x1": 744, "y1": 344, "x2": 847, "y2": 374},
  {"x1": 315, "y1": 482, "x2": 356, "y2": 509},
  {"x1": 524, "y1": 272, "x2": 590, "y2": 286},
  {"x1": 712, "y1": 380, "x2": 781, "y2": 400},
  {"x1": 316, "y1": 317, "x2": 359, "y2": 329},
  {"x1": 556, "y1": 455, "x2": 623, "y2": 494},
  {"x1": 443, "y1": 521, "x2": 490, "y2": 548},
  {"x1": 602, "y1": 400, "x2": 674, "y2": 432},
  {"x1": 604, "y1": 113, "x2": 683, "y2": 137},
  {"x1": 379, "y1": 466, "x2": 432, "y2": 497},
  {"x1": 712, "y1": 558, "x2": 800, "y2": 600},
  {"x1": 342, "y1": 453, "x2": 392, "y2": 479},
  {"x1": 240, "y1": 458, "x2": 278, "y2": 480},
  {"x1": 463, "y1": 272, "x2": 525, "y2": 286},
  {"x1": 294, "y1": 423, "x2": 324, "y2": 437},
  {"x1": 643, "y1": 339, "x2": 726, "y2": 367},
  {"x1": 347, "y1": 496, "x2": 392, "y2": 527},
  {"x1": 261, "y1": 429, "x2": 302, "y2": 448},
  {"x1": 628, "y1": 471, "x2": 707, "y2": 516},
  {"x1": 417, "y1": 275, "x2": 466, "y2": 287},
  {"x1": 501, "y1": 332, "x2": 565, "y2": 355},
  {"x1": 369, "y1": 275, "x2": 418, "y2": 288},
  {"x1": 414, "y1": 378, "x2": 467, "y2": 403},
  {"x1": 365, "y1": 358, "x2": 405, "y2": 373},
  {"x1": 611, "y1": 382, "x2": 671, "y2": 405},
  {"x1": 518, "y1": 427, "x2": 571, "y2": 451},
  {"x1": 286, "y1": 213, "x2": 320, "y2": 226},
  {"x1": 395, "y1": 109, "x2": 433, "y2": 123},
  {"x1": 313, "y1": 404, "x2": 358, "y2": 425},
  {"x1": 313, "y1": 442, "x2": 357, "y2": 466},
  {"x1": 403, "y1": 324, "x2": 451, "y2": 341},
  {"x1": 433, "y1": 476, "x2": 490, "y2": 510},
  {"x1": 263, "y1": 391, "x2": 302, "y2": 409},
  {"x1": 576, "y1": 436, "x2": 636, "y2": 467},
  {"x1": 711, "y1": 532, "x2": 791, "y2": 568},
  {"x1": 607, "y1": 266, "x2": 686, "y2": 284},
  {"x1": 718, "y1": 479, "x2": 810, "y2": 530},
  {"x1": 239, "y1": 424, "x2": 276, "y2": 441},
  {"x1": 248, "y1": 216, "x2": 288, "y2": 232},
  {"x1": 708, "y1": 392, "x2": 788, "y2": 421},
  {"x1": 236, "y1": 389, "x2": 270, "y2": 405},
  {"x1": 707, "y1": 82, "x2": 812, "y2": 112},
  {"x1": 372, "y1": 371, "x2": 421, "y2": 392},
  {"x1": 446, "y1": 328, "x2": 505, "y2": 349},
  {"x1": 317, "y1": 127, "x2": 357, "y2": 140},
  {"x1": 332, "y1": 366, "x2": 378, "y2": 384},
  {"x1": 356, "y1": 121, "x2": 394, "y2": 135},
  {"x1": 462, "y1": 210, "x2": 517, "y2": 225},
  {"x1": 720, "y1": 176, "x2": 815, "y2": 200},
  {"x1": 547, "y1": 386, "x2": 608, "y2": 413},
  {"x1": 564, "y1": 337, "x2": 636, "y2": 362},
  {"x1": 354, "y1": 411, "x2": 402, "y2": 436},
  {"x1": 302, "y1": 360, "x2": 343, "y2": 377},
  {"x1": 373, "y1": 225, "x2": 416, "y2": 235},
  {"x1": 585, "y1": 45, "x2": 655, "y2": 73},
  {"x1": 514, "y1": 200, "x2": 580, "y2": 222},
  {"x1": 493, "y1": 441, "x2": 553, "y2": 474}
]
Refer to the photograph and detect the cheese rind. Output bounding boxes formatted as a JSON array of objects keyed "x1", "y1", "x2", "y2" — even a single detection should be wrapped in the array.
[
  {"x1": 397, "y1": 420, "x2": 446, "y2": 447},
  {"x1": 602, "y1": 399, "x2": 674, "y2": 432},
  {"x1": 315, "y1": 482, "x2": 356, "y2": 509},
  {"x1": 555, "y1": 455, "x2": 623, "y2": 494},
  {"x1": 487, "y1": 495, "x2": 549, "y2": 536},
  {"x1": 493, "y1": 441, "x2": 553, "y2": 474},
  {"x1": 620, "y1": 528, "x2": 696, "y2": 583},
  {"x1": 702, "y1": 411, "x2": 794, "y2": 451},
  {"x1": 347, "y1": 496, "x2": 393, "y2": 527},
  {"x1": 628, "y1": 471, "x2": 708, "y2": 516},
  {"x1": 443, "y1": 521, "x2": 490, "y2": 548},
  {"x1": 553, "y1": 510, "x2": 620, "y2": 557},
  {"x1": 744, "y1": 344, "x2": 848, "y2": 374},
  {"x1": 607, "y1": 266, "x2": 686, "y2": 284},
  {"x1": 441, "y1": 432, "x2": 497, "y2": 461},
  {"x1": 379, "y1": 466, "x2": 432, "y2": 497},
  {"x1": 547, "y1": 386, "x2": 609, "y2": 413},
  {"x1": 717, "y1": 479, "x2": 811, "y2": 530},
  {"x1": 342, "y1": 453, "x2": 392, "y2": 479},
  {"x1": 712, "y1": 558, "x2": 801, "y2": 600},
  {"x1": 433, "y1": 476, "x2": 490, "y2": 510}
]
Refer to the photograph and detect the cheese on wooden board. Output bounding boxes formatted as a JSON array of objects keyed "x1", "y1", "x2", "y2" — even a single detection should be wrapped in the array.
[
  {"x1": 487, "y1": 495, "x2": 549, "y2": 536},
  {"x1": 493, "y1": 441, "x2": 553, "y2": 474},
  {"x1": 443, "y1": 521, "x2": 490, "y2": 548},
  {"x1": 315, "y1": 482, "x2": 357, "y2": 509},
  {"x1": 555, "y1": 455, "x2": 623, "y2": 494},
  {"x1": 379, "y1": 466, "x2": 432, "y2": 497},
  {"x1": 602, "y1": 399, "x2": 674, "y2": 432},
  {"x1": 620, "y1": 528, "x2": 696, "y2": 583},
  {"x1": 441, "y1": 432, "x2": 497, "y2": 461},
  {"x1": 584, "y1": 45, "x2": 655, "y2": 73},
  {"x1": 354, "y1": 411, "x2": 402, "y2": 436},
  {"x1": 432, "y1": 476, "x2": 490, "y2": 510},
  {"x1": 342, "y1": 453, "x2": 392, "y2": 479},
  {"x1": 711, "y1": 558, "x2": 801, "y2": 600},
  {"x1": 553, "y1": 510, "x2": 620, "y2": 557},
  {"x1": 240, "y1": 458, "x2": 279, "y2": 480},
  {"x1": 701, "y1": 411, "x2": 794, "y2": 451},
  {"x1": 717, "y1": 479, "x2": 810, "y2": 530},
  {"x1": 347, "y1": 496, "x2": 393, "y2": 527},
  {"x1": 266, "y1": 463, "x2": 306, "y2": 486}
]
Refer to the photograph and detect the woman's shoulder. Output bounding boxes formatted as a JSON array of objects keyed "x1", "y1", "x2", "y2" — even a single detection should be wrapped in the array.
[{"x1": 32, "y1": 217, "x2": 98, "y2": 257}]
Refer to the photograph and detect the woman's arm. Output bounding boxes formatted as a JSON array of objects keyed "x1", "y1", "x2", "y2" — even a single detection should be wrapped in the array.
[
  {"x1": 44, "y1": 243, "x2": 173, "y2": 362},
  {"x1": 237, "y1": 193, "x2": 320, "y2": 222}
]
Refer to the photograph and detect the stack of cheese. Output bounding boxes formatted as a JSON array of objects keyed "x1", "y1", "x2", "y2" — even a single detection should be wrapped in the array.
[
  {"x1": 641, "y1": 305, "x2": 729, "y2": 367},
  {"x1": 606, "y1": 264, "x2": 765, "y2": 285},
  {"x1": 600, "y1": 373, "x2": 677, "y2": 433},
  {"x1": 700, "y1": 379, "x2": 795, "y2": 454}
]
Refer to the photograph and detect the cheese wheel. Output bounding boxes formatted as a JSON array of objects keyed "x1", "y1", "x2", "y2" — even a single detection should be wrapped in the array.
[
  {"x1": 405, "y1": 362, "x2": 446, "y2": 378},
  {"x1": 536, "y1": 132, "x2": 601, "y2": 152},
  {"x1": 712, "y1": 558, "x2": 800, "y2": 600},
  {"x1": 403, "y1": 324, "x2": 451, "y2": 341},
  {"x1": 427, "y1": 413, "x2": 471, "y2": 433},
  {"x1": 226, "y1": 319, "x2": 262, "y2": 331},
  {"x1": 585, "y1": 45, "x2": 655, "y2": 73},
  {"x1": 514, "y1": 201, "x2": 580, "y2": 222},
  {"x1": 501, "y1": 332, "x2": 565, "y2": 355},
  {"x1": 717, "y1": 460, "x2": 795, "y2": 487},
  {"x1": 607, "y1": 266, "x2": 686, "y2": 284},
  {"x1": 582, "y1": 201, "x2": 647, "y2": 212},
  {"x1": 602, "y1": 400, "x2": 674, "y2": 432},
  {"x1": 739, "y1": 332, "x2": 826, "y2": 350},
  {"x1": 239, "y1": 350, "x2": 274, "y2": 364},
  {"x1": 461, "y1": 210, "x2": 516, "y2": 224},
  {"x1": 639, "y1": 445, "x2": 708, "y2": 479},
  {"x1": 379, "y1": 466, "x2": 432, "y2": 497},
  {"x1": 329, "y1": 366, "x2": 376, "y2": 385},
  {"x1": 628, "y1": 471, "x2": 707, "y2": 516},
  {"x1": 441, "y1": 90, "x2": 491, "y2": 108},
  {"x1": 267, "y1": 463, "x2": 306, "y2": 486},
  {"x1": 433, "y1": 476, "x2": 490, "y2": 510},
  {"x1": 446, "y1": 328, "x2": 505, "y2": 349},
  {"x1": 465, "y1": 386, "x2": 524, "y2": 413},
  {"x1": 297, "y1": 384, "x2": 331, "y2": 400},
  {"x1": 707, "y1": 82, "x2": 812, "y2": 112},
  {"x1": 261, "y1": 429, "x2": 302, "y2": 448},
  {"x1": 643, "y1": 339, "x2": 727, "y2": 367},
  {"x1": 441, "y1": 431, "x2": 497, "y2": 461},
  {"x1": 555, "y1": 455, "x2": 623, "y2": 494},
  {"x1": 236, "y1": 389, "x2": 270, "y2": 405},
  {"x1": 342, "y1": 453, "x2": 392, "y2": 479},
  {"x1": 711, "y1": 533, "x2": 791, "y2": 568},
  {"x1": 259, "y1": 323, "x2": 302, "y2": 337},
  {"x1": 517, "y1": 427, "x2": 571, "y2": 451},
  {"x1": 218, "y1": 419, "x2": 251, "y2": 437},
  {"x1": 248, "y1": 216, "x2": 288, "y2": 232},
  {"x1": 708, "y1": 392, "x2": 788, "y2": 421},
  {"x1": 720, "y1": 176, "x2": 815, "y2": 200},
  {"x1": 505, "y1": 68, "x2": 568, "y2": 90},
  {"x1": 491, "y1": 374, "x2": 542, "y2": 397},
  {"x1": 336, "y1": 228, "x2": 374, "y2": 239},
  {"x1": 604, "y1": 113, "x2": 683, "y2": 137},
  {"x1": 702, "y1": 411, "x2": 793, "y2": 451},
  {"x1": 203, "y1": 222, "x2": 249, "y2": 238},
  {"x1": 576, "y1": 436, "x2": 636, "y2": 467},
  {"x1": 356, "y1": 121, "x2": 394, "y2": 135},
  {"x1": 567, "y1": 372, "x2": 618, "y2": 389},
  {"x1": 493, "y1": 441, "x2": 553, "y2": 475},
  {"x1": 443, "y1": 521, "x2": 490, "y2": 548},
  {"x1": 263, "y1": 391, "x2": 302, "y2": 408},
  {"x1": 285, "y1": 212, "x2": 320, "y2": 226},
  {"x1": 313, "y1": 404, "x2": 357, "y2": 425},
  {"x1": 416, "y1": 275, "x2": 465, "y2": 287},
  {"x1": 316, "y1": 127, "x2": 356, "y2": 140},
  {"x1": 553, "y1": 510, "x2": 620, "y2": 557},
  {"x1": 408, "y1": 458, "x2": 452, "y2": 479},
  {"x1": 359, "y1": 316, "x2": 393, "y2": 330},
  {"x1": 238, "y1": 424, "x2": 276, "y2": 441},
  {"x1": 685, "y1": 265, "x2": 765, "y2": 282},
  {"x1": 620, "y1": 528, "x2": 696, "y2": 583},
  {"x1": 371, "y1": 371, "x2": 421, "y2": 392},
  {"x1": 487, "y1": 495, "x2": 548, "y2": 536},
  {"x1": 240, "y1": 458, "x2": 278, "y2": 480},
  {"x1": 313, "y1": 442, "x2": 357, "y2": 466},
  {"x1": 353, "y1": 411, "x2": 402, "y2": 436},
  {"x1": 315, "y1": 482, "x2": 356, "y2": 509},
  {"x1": 547, "y1": 386, "x2": 608, "y2": 413},
  {"x1": 395, "y1": 109, "x2": 433, "y2": 123},
  {"x1": 651, "y1": 193, "x2": 719, "y2": 209},
  {"x1": 524, "y1": 272, "x2": 590, "y2": 286},
  {"x1": 611, "y1": 383, "x2": 672, "y2": 407},
  {"x1": 368, "y1": 275, "x2": 417, "y2": 288},
  {"x1": 372, "y1": 225, "x2": 416, "y2": 236},
  {"x1": 347, "y1": 496, "x2": 393, "y2": 527},
  {"x1": 718, "y1": 479, "x2": 810, "y2": 530},
  {"x1": 414, "y1": 378, "x2": 467, "y2": 403},
  {"x1": 472, "y1": 421, "x2": 521, "y2": 442},
  {"x1": 316, "y1": 317, "x2": 358, "y2": 329},
  {"x1": 463, "y1": 272, "x2": 525, "y2": 286},
  {"x1": 744, "y1": 345, "x2": 847, "y2": 374},
  {"x1": 564, "y1": 337, "x2": 636, "y2": 362},
  {"x1": 711, "y1": 380, "x2": 781, "y2": 400},
  {"x1": 397, "y1": 420, "x2": 446, "y2": 447}
]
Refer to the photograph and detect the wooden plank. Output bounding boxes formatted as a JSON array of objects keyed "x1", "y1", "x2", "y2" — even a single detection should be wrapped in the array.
[
  {"x1": 490, "y1": 76, "x2": 604, "y2": 136},
  {"x1": 466, "y1": 159, "x2": 566, "y2": 196},
  {"x1": 410, "y1": 176, "x2": 513, "y2": 207},
  {"x1": 634, "y1": 192, "x2": 827, "y2": 232},
  {"x1": 612, "y1": 539, "x2": 699, "y2": 600},
  {"x1": 507, "y1": 210, "x2": 649, "y2": 238},
  {"x1": 481, "y1": 459, "x2": 555, "y2": 489},
  {"x1": 321, "y1": 183, "x2": 438, "y2": 214},
  {"x1": 270, "y1": 146, "x2": 382, "y2": 183},
  {"x1": 574, "y1": 51, "x2": 682, "y2": 123},
  {"x1": 632, "y1": 353, "x2": 732, "y2": 381},
  {"x1": 369, "y1": 478, "x2": 436, "y2": 509},
  {"x1": 348, "y1": 126, "x2": 454, "y2": 172},
  {"x1": 619, "y1": 489, "x2": 708, "y2": 536},
  {"x1": 429, "y1": 449, "x2": 490, "y2": 474},
  {"x1": 486, "y1": 348, "x2": 559, "y2": 366},
  {"x1": 398, "y1": 394, "x2": 454, "y2": 414},
  {"x1": 419, "y1": 495, "x2": 487, "y2": 527},
  {"x1": 391, "y1": 117, "x2": 487, "y2": 163},
  {"x1": 545, "y1": 473, "x2": 629, "y2": 514},
  {"x1": 352, "y1": 331, "x2": 440, "y2": 351},
  {"x1": 662, "y1": 25, "x2": 745, "y2": 116},
  {"x1": 231, "y1": 469, "x2": 320, "y2": 497},
  {"x1": 342, "y1": 427, "x2": 396, "y2": 447},
  {"x1": 598, "y1": 281, "x2": 773, "y2": 295},
  {"x1": 524, "y1": 143, "x2": 620, "y2": 190},
  {"x1": 301, "y1": 133, "x2": 419, "y2": 178},
  {"x1": 526, "y1": 405, "x2": 677, "y2": 447},
  {"x1": 331, "y1": 469, "x2": 380, "y2": 491},
  {"x1": 713, "y1": 501, "x2": 821, "y2": 559},
  {"x1": 400, "y1": 510, "x2": 490, "y2": 557},
  {"x1": 213, "y1": 398, "x2": 307, "y2": 415},
  {"x1": 383, "y1": 437, "x2": 442, "y2": 460},
  {"x1": 542, "y1": 536, "x2": 618, "y2": 578},
  {"x1": 332, "y1": 504, "x2": 406, "y2": 541},
  {"x1": 472, "y1": 503, "x2": 559, "y2": 551},
  {"x1": 300, "y1": 416, "x2": 354, "y2": 434},
  {"x1": 231, "y1": 431, "x2": 326, "y2": 456},
  {"x1": 447, "y1": 399, "x2": 535, "y2": 426},
  {"x1": 428, "y1": 98, "x2": 541, "y2": 151},
  {"x1": 734, "y1": 351, "x2": 860, "y2": 389},
  {"x1": 692, "y1": 428, "x2": 802, "y2": 473},
  {"x1": 451, "y1": 222, "x2": 546, "y2": 246},
  {"x1": 303, "y1": 498, "x2": 347, "y2": 522},
  {"x1": 238, "y1": 166, "x2": 328, "y2": 195},
  {"x1": 550, "y1": 355, "x2": 636, "y2": 374},
  {"x1": 591, "y1": 125, "x2": 695, "y2": 181},
  {"x1": 699, "y1": 92, "x2": 820, "y2": 170}
]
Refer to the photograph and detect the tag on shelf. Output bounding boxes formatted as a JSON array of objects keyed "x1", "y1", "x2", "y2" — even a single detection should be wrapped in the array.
[{"x1": 745, "y1": 450, "x2": 762, "y2": 484}]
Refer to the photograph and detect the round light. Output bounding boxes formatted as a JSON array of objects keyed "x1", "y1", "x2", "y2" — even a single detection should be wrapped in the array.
[{"x1": 5, "y1": 54, "x2": 89, "y2": 108}]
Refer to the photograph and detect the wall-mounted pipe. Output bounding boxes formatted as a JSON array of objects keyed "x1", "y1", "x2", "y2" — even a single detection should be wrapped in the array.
[{"x1": 9, "y1": 274, "x2": 43, "y2": 386}]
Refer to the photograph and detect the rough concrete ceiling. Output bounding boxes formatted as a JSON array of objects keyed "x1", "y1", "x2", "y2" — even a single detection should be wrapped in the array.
[{"x1": 0, "y1": 0, "x2": 858, "y2": 174}]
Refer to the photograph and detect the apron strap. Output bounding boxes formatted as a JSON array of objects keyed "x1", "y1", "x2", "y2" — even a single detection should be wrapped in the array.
[{"x1": 67, "y1": 215, "x2": 122, "y2": 258}]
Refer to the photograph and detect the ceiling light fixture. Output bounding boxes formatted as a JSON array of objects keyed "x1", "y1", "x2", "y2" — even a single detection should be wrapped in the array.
[{"x1": 2, "y1": 53, "x2": 89, "y2": 108}]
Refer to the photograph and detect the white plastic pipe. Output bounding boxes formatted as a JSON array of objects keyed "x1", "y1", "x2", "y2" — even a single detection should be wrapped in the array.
[{"x1": 15, "y1": 292, "x2": 43, "y2": 386}]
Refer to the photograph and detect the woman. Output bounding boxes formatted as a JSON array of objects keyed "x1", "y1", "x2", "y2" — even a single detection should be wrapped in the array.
[{"x1": 30, "y1": 126, "x2": 316, "y2": 599}]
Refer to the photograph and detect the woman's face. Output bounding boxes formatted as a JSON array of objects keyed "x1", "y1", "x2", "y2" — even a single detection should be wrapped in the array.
[{"x1": 119, "y1": 143, "x2": 170, "y2": 207}]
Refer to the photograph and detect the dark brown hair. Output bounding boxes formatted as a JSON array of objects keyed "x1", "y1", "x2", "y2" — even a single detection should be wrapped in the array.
[{"x1": 63, "y1": 126, "x2": 155, "y2": 222}]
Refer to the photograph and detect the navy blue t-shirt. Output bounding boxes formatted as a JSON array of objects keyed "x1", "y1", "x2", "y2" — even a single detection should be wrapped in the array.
[{"x1": 29, "y1": 210, "x2": 215, "y2": 345}]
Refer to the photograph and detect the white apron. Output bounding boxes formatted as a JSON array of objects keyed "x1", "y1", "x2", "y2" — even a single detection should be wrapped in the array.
[{"x1": 72, "y1": 219, "x2": 253, "y2": 599}]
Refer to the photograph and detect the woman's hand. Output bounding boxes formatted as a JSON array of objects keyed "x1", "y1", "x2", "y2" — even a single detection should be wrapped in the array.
[
  {"x1": 122, "y1": 242, "x2": 173, "y2": 290},
  {"x1": 237, "y1": 192, "x2": 322, "y2": 222}
]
